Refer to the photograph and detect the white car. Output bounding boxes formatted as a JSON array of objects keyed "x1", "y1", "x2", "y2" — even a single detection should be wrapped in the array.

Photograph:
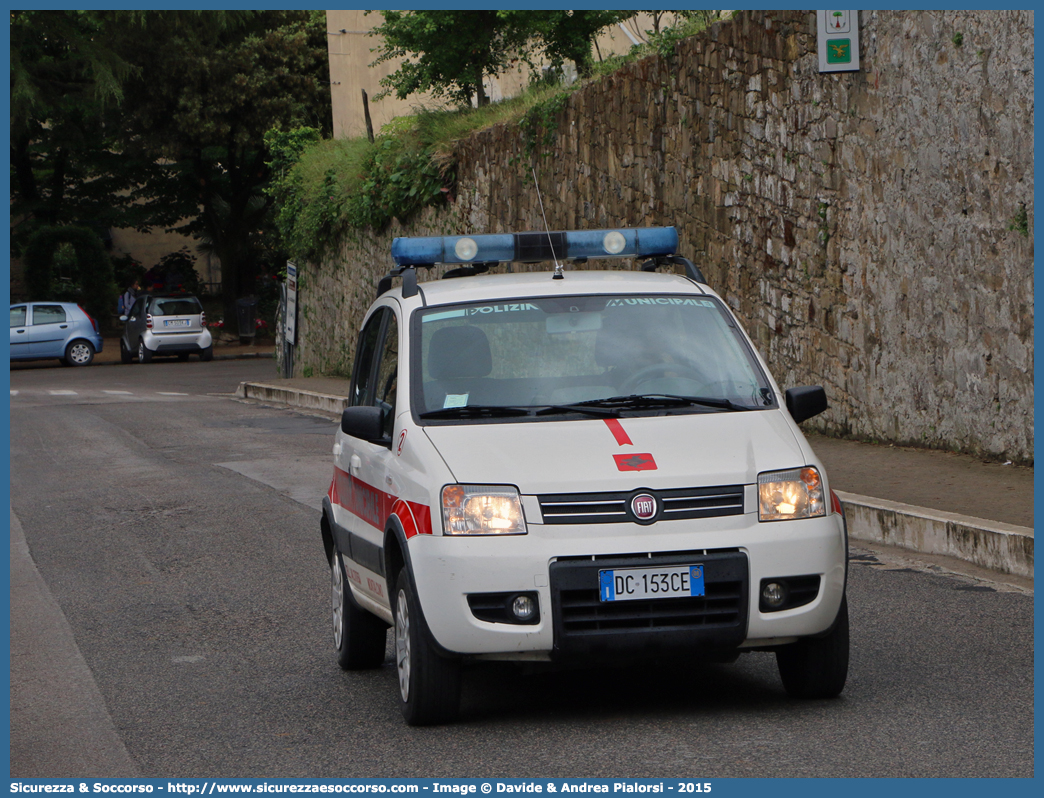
[{"x1": 321, "y1": 227, "x2": 848, "y2": 725}]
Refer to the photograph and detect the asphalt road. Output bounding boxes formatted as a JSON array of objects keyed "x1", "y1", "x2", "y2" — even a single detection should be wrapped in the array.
[{"x1": 8, "y1": 360, "x2": 1034, "y2": 778}]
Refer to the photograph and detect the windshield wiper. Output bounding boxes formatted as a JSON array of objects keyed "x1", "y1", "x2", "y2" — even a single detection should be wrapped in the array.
[
  {"x1": 549, "y1": 394, "x2": 753, "y2": 412},
  {"x1": 533, "y1": 403, "x2": 621, "y2": 418},
  {"x1": 418, "y1": 405, "x2": 532, "y2": 420}
]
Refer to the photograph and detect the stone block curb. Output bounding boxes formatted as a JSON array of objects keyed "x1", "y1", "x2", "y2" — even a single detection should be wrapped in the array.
[
  {"x1": 837, "y1": 490, "x2": 1033, "y2": 579},
  {"x1": 236, "y1": 381, "x2": 349, "y2": 415}
]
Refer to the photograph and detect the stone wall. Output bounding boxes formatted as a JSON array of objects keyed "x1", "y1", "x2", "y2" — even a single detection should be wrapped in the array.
[{"x1": 295, "y1": 10, "x2": 1034, "y2": 463}]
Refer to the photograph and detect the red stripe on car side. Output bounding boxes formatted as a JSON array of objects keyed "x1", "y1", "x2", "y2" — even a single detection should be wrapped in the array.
[
  {"x1": 604, "y1": 418, "x2": 633, "y2": 446},
  {"x1": 392, "y1": 498, "x2": 419, "y2": 539},
  {"x1": 331, "y1": 466, "x2": 433, "y2": 535}
]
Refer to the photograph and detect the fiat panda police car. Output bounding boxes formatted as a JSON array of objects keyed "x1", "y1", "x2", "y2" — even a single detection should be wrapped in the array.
[{"x1": 320, "y1": 226, "x2": 849, "y2": 725}]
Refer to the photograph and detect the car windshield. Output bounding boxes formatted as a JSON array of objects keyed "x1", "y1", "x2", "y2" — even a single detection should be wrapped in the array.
[
  {"x1": 413, "y1": 294, "x2": 774, "y2": 418},
  {"x1": 152, "y1": 298, "x2": 200, "y2": 316}
]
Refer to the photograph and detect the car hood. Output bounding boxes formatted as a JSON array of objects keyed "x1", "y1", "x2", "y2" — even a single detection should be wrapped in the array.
[{"x1": 422, "y1": 410, "x2": 806, "y2": 495}]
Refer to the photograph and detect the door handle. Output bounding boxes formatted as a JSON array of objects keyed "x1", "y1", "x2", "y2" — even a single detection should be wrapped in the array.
[
  {"x1": 15, "y1": 329, "x2": 25, "y2": 334},
  {"x1": 60, "y1": 324, "x2": 68, "y2": 329}
]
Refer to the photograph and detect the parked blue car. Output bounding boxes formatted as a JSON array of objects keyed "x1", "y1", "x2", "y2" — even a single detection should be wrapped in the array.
[{"x1": 10, "y1": 302, "x2": 104, "y2": 366}]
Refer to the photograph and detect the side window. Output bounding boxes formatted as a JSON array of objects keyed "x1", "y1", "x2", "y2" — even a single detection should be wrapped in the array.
[
  {"x1": 350, "y1": 309, "x2": 386, "y2": 407},
  {"x1": 130, "y1": 298, "x2": 145, "y2": 318},
  {"x1": 32, "y1": 305, "x2": 67, "y2": 325},
  {"x1": 10, "y1": 306, "x2": 26, "y2": 327},
  {"x1": 374, "y1": 314, "x2": 399, "y2": 438}
]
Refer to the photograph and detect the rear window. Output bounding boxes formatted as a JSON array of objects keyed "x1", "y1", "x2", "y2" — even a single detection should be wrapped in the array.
[
  {"x1": 151, "y1": 298, "x2": 200, "y2": 316},
  {"x1": 32, "y1": 305, "x2": 67, "y2": 325}
]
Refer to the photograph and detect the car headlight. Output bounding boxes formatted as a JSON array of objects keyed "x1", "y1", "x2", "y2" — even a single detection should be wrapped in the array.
[
  {"x1": 441, "y1": 485, "x2": 527, "y2": 535},
  {"x1": 758, "y1": 467, "x2": 825, "y2": 521}
]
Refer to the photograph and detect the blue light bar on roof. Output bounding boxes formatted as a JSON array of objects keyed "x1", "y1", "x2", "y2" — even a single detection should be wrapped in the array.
[{"x1": 390, "y1": 227, "x2": 678, "y2": 267}]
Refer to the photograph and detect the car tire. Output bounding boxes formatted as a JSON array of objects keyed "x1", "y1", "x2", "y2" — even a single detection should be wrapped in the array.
[
  {"x1": 394, "y1": 566, "x2": 461, "y2": 726},
  {"x1": 331, "y1": 551, "x2": 387, "y2": 670},
  {"x1": 138, "y1": 339, "x2": 153, "y2": 364},
  {"x1": 776, "y1": 594, "x2": 849, "y2": 699},
  {"x1": 64, "y1": 340, "x2": 95, "y2": 367},
  {"x1": 119, "y1": 338, "x2": 134, "y2": 364},
  {"x1": 200, "y1": 346, "x2": 213, "y2": 362}
]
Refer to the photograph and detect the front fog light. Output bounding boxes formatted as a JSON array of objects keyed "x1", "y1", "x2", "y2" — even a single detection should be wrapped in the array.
[
  {"x1": 512, "y1": 595, "x2": 536, "y2": 620},
  {"x1": 762, "y1": 582, "x2": 787, "y2": 608},
  {"x1": 758, "y1": 466, "x2": 826, "y2": 521},
  {"x1": 442, "y1": 485, "x2": 527, "y2": 535}
]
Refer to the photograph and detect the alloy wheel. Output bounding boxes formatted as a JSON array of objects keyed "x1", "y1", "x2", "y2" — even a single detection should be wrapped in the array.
[
  {"x1": 68, "y1": 343, "x2": 91, "y2": 365},
  {"x1": 331, "y1": 554, "x2": 344, "y2": 650},
  {"x1": 395, "y1": 591, "x2": 411, "y2": 702}
]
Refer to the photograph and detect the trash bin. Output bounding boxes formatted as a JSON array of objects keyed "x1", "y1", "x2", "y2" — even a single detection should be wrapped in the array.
[{"x1": 235, "y1": 297, "x2": 259, "y2": 344}]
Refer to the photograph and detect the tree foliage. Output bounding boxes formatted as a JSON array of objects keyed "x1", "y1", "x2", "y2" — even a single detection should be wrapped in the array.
[
  {"x1": 10, "y1": 10, "x2": 331, "y2": 322},
  {"x1": 508, "y1": 11, "x2": 636, "y2": 79},
  {"x1": 370, "y1": 11, "x2": 533, "y2": 108},
  {"x1": 107, "y1": 10, "x2": 332, "y2": 320},
  {"x1": 370, "y1": 10, "x2": 638, "y2": 108},
  {"x1": 22, "y1": 225, "x2": 116, "y2": 324}
]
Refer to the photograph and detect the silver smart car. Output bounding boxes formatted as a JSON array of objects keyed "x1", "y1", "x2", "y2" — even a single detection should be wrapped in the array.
[{"x1": 120, "y1": 293, "x2": 213, "y2": 363}]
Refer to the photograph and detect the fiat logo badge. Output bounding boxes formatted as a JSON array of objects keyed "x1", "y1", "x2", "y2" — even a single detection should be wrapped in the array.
[{"x1": 631, "y1": 493, "x2": 658, "y2": 522}]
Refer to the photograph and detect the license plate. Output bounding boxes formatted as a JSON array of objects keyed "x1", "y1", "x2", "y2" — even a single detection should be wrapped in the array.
[
  {"x1": 598, "y1": 564, "x2": 705, "y2": 602},
  {"x1": 163, "y1": 319, "x2": 190, "y2": 328}
]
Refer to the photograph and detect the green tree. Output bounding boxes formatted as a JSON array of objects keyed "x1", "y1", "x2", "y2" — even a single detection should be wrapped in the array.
[
  {"x1": 370, "y1": 10, "x2": 536, "y2": 108},
  {"x1": 9, "y1": 10, "x2": 138, "y2": 253},
  {"x1": 510, "y1": 10, "x2": 636, "y2": 79},
  {"x1": 107, "y1": 10, "x2": 332, "y2": 323}
]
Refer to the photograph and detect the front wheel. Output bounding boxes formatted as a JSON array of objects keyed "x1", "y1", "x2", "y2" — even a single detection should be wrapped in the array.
[
  {"x1": 63, "y1": 340, "x2": 95, "y2": 367},
  {"x1": 394, "y1": 566, "x2": 461, "y2": 726},
  {"x1": 776, "y1": 594, "x2": 849, "y2": 699},
  {"x1": 331, "y1": 551, "x2": 387, "y2": 669}
]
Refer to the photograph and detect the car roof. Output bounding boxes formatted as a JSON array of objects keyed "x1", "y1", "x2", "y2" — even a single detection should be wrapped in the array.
[{"x1": 398, "y1": 268, "x2": 709, "y2": 307}]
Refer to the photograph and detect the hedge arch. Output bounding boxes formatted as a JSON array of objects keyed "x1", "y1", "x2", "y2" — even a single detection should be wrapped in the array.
[{"x1": 23, "y1": 225, "x2": 117, "y2": 328}]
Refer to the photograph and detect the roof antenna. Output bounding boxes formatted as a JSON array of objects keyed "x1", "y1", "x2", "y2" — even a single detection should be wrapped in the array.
[{"x1": 532, "y1": 165, "x2": 564, "y2": 280}]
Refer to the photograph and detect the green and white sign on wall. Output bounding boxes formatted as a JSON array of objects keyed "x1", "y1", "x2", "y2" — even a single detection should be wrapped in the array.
[{"x1": 818, "y1": 10, "x2": 860, "y2": 72}]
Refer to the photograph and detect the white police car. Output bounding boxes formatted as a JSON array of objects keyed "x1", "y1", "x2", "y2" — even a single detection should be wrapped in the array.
[{"x1": 321, "y1": 227, "x2": 848, "y2": 725}]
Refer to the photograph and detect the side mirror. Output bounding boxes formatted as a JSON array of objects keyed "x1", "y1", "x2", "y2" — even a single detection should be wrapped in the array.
[
  {"x1": 785, "y1": 386, "x2": 828, "y2": 424},
  {"x1": 340, "y1": 405, "x2": 386, "y2": 443},
  {"x1": 119, "y1": 315, "x2": 128, "y2": 322}
]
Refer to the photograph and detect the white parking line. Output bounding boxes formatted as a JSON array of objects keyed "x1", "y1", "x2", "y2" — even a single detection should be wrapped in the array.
[
  {"x1": 102, "y1": 390, "x2": 133, "y2": 395},
  {"x1": 48, "y1": 390, "x2": 77, "y2": 396},
  {"x1": 10, "y1": 390, "x2": 18, "y2": 396},
  {"x1": 157, "y1": 392, "x2": 189, "y2": 396}
]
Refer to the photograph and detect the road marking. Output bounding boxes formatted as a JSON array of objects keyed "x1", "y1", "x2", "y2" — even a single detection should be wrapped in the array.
[
  {"x1": 103, "y1": 390, "x2": 133, "y2": 395},
  {"x1": 157, "y1": 392, "x2": 189, "y2": 396},
  {"x1": 48, "y1": 390, "x2": 77, "y2": 396},
  {"x1": 10, "y1": 390, "x2": 17, "y2": 396}
]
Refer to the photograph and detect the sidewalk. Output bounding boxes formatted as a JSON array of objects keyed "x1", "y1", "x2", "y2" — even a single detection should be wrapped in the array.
[
  {"x1": 93, "y1": 335, "x2": 275, "y2": 364},
  {"x1": 237, "y1": 376, "x2": 1034, "y2": 580}
]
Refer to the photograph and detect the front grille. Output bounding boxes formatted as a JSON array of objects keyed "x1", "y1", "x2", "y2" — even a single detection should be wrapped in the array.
[
  {"x1": 538, "y1": 485, "x2": 745, "y2": 525},
  {"x1": 549, "y1": 549, "x2": 749, "y2": 657},
  {"x1": 557, "y1": 581, "x2": 744, "y2": 632}
]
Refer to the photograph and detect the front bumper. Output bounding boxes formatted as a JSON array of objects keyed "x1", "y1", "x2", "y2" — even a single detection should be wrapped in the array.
[{"x1": 409, "y1": 510, "x2": 847, "y2": 658}]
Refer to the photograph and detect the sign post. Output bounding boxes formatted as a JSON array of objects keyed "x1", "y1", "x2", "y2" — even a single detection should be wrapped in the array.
[
  {"x1": 283, "y1": 261, "x2": 298, "y2": 378},
  {"x1": 817, "y1": 10, "x2": 860, "y2": 73},
  {"x1": 285, "y1": 261, "x2": 298, "y2": 346}
]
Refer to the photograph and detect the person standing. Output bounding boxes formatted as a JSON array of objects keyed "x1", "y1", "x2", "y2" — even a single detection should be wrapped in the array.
[{"x1": 118, "y1": 279, "x2": 139, "y2": 318}]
